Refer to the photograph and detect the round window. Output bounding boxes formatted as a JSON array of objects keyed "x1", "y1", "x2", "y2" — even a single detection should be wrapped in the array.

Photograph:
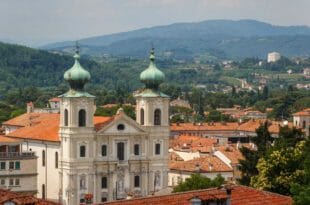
[{"x1": 117, "y1": 124, "x2": 125, "y2": 130}]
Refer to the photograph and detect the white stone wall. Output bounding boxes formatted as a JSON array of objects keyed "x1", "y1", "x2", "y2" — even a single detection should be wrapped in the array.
[{"x1": 21, "y1": 141, "x2": 60, "y2": 200}]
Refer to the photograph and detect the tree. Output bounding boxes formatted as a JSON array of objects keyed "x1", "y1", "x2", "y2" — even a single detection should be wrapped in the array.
[
  {"x1": 238, "y1": 122, "x2": 272, "y2": 185},
  {"x1": 250, "y1": 141, "x2": 305, "y2": 195},
  {"x1": 173, "y1": 174, "x2": 224, "y2": 193}
]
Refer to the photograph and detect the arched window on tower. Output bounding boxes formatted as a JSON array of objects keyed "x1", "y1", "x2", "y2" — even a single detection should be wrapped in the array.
[
  {"x1": 64, "y1": 109, "x2": 68, "y2": 126},
  {"x1": 154, "y1": 109, "x2": 161, "y2": 125},
  {"x1": 303, "y1": 121, "x2": 306, "y2": 129},
  {"x1": 140, "y1": 108, "x2": 144, "y2": 125},
  {"x1": 78, "y1": 109, "x2": 86, "y2": 127}
]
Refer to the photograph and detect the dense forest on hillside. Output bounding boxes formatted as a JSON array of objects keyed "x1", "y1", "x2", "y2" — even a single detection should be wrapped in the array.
[{"x1": 0, "y1": 41, "x2": 309, "y2": 123}]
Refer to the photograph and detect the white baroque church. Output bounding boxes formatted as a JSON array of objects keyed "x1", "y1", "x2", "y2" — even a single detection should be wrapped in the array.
[{"x1": 58, "y1": 48, "x2": 170, "y2": 204}]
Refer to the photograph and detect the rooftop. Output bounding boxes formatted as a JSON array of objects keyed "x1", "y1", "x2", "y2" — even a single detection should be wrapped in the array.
[
  {"x1": 3, "y1": 113, "x2": 111, "y2": 142},
  {"x1": 101, "y1": 185, "x2": 292, "y2": 205}
]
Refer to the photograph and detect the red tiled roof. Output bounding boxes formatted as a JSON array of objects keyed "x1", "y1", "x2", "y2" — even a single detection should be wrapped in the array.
[
  {"x1": 171, "y1": 122, "x2": 240, "y2": 132},
  {"x1": 48, "y1": 97, "x2": 60, "y2": 102},
  {"x1": 4, "y1": 113, "x2": 112, "y2": 142},
  {"x1": 0, "y1": 135, "x2": 21, "y2": 144},
  {"x1": 293, "y1": 108, "x2": 310, "y2": 116},
  {"x1": 101, "y1": 185, "x2": 292, "y2": 205},
  {"x1": 171, "y1": 120, "x2": 291, "y2": 134},
  {"x1": 0, "y1": 189, "x2": 60, "y2": 205},
  {"x1": 215, "y1": 145, "x2": 244, "y2": 164},
  {"x1": 170, "y1": 135, "x2": 217, "y2": 153},
  {"x1": 169, "y1": 155, "x2": 232, "y2": 173}
]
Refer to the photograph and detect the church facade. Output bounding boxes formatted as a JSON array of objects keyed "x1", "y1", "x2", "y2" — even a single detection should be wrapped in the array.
[{"x1": 58, "y1": 48, "x2": 170, "y2": 204}]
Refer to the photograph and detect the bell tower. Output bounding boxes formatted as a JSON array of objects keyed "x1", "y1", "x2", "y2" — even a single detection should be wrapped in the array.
[
  {"x1": 59, "y1": 44, "x2": 96, "y2": 205},
  {"x1": 135, "y1": 48, "x2": 170, "y2": 192}
]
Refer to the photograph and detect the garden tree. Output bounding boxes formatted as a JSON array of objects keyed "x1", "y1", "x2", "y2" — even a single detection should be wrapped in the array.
[
  {"x1": 251, "y1": 140, "x2": 305, "y2": 195},
  {"x1": 291, "y1": 140, "x2": 310, "y2": 205},
  {"x1": 238, "y1": 122, "x2": 272, "y2": 185},
  {"x1": 206, "y1": 110, "x2": 235, "y2": 122},
  {"x1": 95, "y1": 105, "x2": 135, "y2": 120},
  {"x1": 173, "y1": 174, "x2": 224, "y2": 193},
  {"x1": 249, "y1": 126, "x2": 305, "y2": 195},
  {"x1": 170, "y1": 106, "x2": 193, "y2": 123},
  {"x1": 262, "y1": 86, "x2": 269, "y2": 100}
]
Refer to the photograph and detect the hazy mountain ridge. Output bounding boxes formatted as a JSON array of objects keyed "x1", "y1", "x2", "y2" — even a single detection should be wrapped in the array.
[{"x1": 42, "y1": 19, "x2": 310, "y2": 60}]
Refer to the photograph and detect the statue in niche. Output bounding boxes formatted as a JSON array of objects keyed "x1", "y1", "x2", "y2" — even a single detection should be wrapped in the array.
[{"x1": 154, "y1": 171, "x2": 161, "y2": 187}]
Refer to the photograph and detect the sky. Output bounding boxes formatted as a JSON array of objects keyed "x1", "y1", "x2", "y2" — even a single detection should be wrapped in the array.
[{"x1": 1, "y1": 0, "x2": 310, "y2": 46}]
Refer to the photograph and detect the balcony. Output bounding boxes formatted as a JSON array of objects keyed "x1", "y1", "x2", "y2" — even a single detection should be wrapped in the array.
[{"x1": 0, "y1": 152, "x2": 35, "y2": 159}]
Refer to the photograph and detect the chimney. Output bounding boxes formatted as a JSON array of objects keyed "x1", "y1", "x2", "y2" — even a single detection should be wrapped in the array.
[
  {"x1": 225, "y1": 184, "x2": 233, "y2": 205},
  {"x1": 189, "y1": 196, "x2": 202, "y2": 205},
  {"x1": 26, "y1": 102, "x2": 34, "y2": 113}
]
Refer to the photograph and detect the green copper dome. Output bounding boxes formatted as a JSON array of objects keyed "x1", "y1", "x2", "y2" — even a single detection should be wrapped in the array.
[
  {"x1": 64, "y1": 50, "x2": 91, "y2": 91},
  {"x1": 140, "y1": 48, "x2": 165, "y2": 89}
]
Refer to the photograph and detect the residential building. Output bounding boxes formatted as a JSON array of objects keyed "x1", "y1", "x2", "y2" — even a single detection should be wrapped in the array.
[
  {"x1": 293, "y1": 108, "x2": 310, "y2": 136},
  {"x1": 0, "y1": 136, "x2": 37, "y2": 194}
]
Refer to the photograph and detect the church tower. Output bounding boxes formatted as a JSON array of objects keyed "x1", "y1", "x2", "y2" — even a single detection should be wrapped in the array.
[
  {"x1": 135, "y1": 48, "x2": 170, "y2": 192},
  {"x1": 59, "y1": 45, "x2": 96, "y2": 205}
]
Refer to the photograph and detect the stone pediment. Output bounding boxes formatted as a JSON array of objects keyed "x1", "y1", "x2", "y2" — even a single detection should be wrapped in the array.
[{"x1": 96, "y1": 108, "x2": 146, "y2": 135}]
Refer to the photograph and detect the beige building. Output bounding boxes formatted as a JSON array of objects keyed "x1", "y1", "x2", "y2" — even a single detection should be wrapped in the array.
[
  {"x1": 0, "y1": 136, "x2": 37, "y2": 194},
  {"x1": 293, "y1": 108, "x2": 310, "y2": 137}
]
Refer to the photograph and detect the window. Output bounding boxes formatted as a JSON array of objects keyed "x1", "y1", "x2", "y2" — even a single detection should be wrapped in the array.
[
  {"x1": 78, "y1": 109, "x2": 86, "y2": 127},
  {"x1": 55, "y1": 152, "x2": 58, "y2": 168},
  {"x1": 155, "y1": 143, "x2": 161, "y2": 155},
  {"x1": 15, "y1": 161, "x2": 20, "y2": 170},
  {"x1": 117, "y1": 142, "x2": 125, "y2": 161},
  {"x1": 0, "y1": 179, "x2": 5, "y2": 185},
  {"x1": 9, "y1": 162, "x2": 14, "y2": 170},
  {"x1": 134, "y1": 175, "x2": 140, "y2": 188},
  {"x1": 134, "y1": 144, "x2": 140, "y2": 156},
  {"x1": 101, "y1": 145, "x2": 107, "y2": 156},
  {"x1": 42, "y1": 150, "x2": 45, "y2": 167},
  {"x1": 154, "y1": 109, "x2": 161, "y2": 125},
  {"x1": 101, "y1": 197, "x2": 107, "y2": 202},
  {"x1": 80, "y1": 145, "x2": 86, "y2": 157},
  {"x1": 15, "y1": 179, "x2": 20, "y2": 186},
  {"x1": 117, "y1": 124, "x2": 125, "y2": 131},
  {"x1": 64, "y1": 109, "x2": 68, "y2": 126},
  {"x1": 101, "y1": 177, "x2": 107, "y2": 189},
  {"x1": 42, "y1": 184, "x2": 45, "y2": 199},
  {"x1": 140, "y1": 108, "x2": 144, "y2": 125},
  {"x1": 303, "y1": 121, "x2": 306, "y2": 129},
  {"x1": 9, "y1": 179, "x2": 13, "y2": 186},
  {"x1": 0, "y1": 162, "x2": 5, "y2": 170}
]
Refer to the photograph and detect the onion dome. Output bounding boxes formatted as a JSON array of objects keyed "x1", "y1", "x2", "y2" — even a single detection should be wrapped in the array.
[
  {"x1": 64, "y1": 45, "x2": 91, "y2": 91},
  {"x1": 140, "y1": 48, "x2": 165, "y2": 90}
]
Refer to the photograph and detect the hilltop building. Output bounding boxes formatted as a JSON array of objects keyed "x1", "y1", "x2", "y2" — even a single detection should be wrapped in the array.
[
  {"x1": 1, "y1": 48, "x2": 170, "y2": 204},
  {"x1": 267, "y1": 52, "x2": 281, "y2": 63}
]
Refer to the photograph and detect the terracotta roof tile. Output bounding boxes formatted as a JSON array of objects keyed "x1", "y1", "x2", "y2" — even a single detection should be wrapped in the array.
[
  {"x1": 101, "y1": 185, "x2": 292, "y2": 205},
  {"x1": 0, "y1": 189, "x2": 60, "y2": 205},
  {"x1": 4, "y1": 113, "x2": 112, "y2": 142},
  {"x1": 170, "y1": 135, "x2": 217, "y2": 153},
  {"x1": 0, "y1": 135, "x2": 21, "y2": 144},
  {"x1": 169, "y1": 155, "x2": 232, "y2": 173},
  {"x1": 293, "y1": 108, "x2": 310, "y2": 116},
  {"x1": 48, "y1": 97, "x2": 61, "y2": 102}
]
